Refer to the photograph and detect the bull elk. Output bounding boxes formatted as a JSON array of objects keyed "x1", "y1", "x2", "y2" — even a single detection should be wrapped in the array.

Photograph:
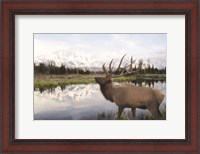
[{"x1": 95, "y1": 55, "x2": 165, "y2": 120}]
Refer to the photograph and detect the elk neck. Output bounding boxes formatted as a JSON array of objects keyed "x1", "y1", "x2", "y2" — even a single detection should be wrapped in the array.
[{"x1": 99, "y1": 80, "x2": 114, "y2": 102}]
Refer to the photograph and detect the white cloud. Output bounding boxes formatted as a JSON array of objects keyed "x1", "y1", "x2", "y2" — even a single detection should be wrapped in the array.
[{"x1": 34, "y1": 33, "x2": 166, "y2": 67}]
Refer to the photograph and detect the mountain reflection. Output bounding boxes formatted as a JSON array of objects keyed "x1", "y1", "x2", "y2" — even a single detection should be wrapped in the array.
[
  {"x1": 34, "y1": 81, "x2": 166, "y2": 120},
  {"x1": 35, "y1": 84, "x2": 99, "y2": 103}
]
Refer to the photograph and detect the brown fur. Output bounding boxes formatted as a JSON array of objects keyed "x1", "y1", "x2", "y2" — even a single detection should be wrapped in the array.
[{"x1": 95, "y1": 77, "x2": 165, "y2": 120}]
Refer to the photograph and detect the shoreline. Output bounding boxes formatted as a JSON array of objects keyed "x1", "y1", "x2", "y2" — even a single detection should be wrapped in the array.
[{"x1": 34, "y1": 74, "x2": 166, "y2": 89}]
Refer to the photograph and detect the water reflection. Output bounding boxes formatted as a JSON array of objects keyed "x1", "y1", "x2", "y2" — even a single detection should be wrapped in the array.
[
  {"x1": 34, "y1": 80, "x2": 166, "y2": 120},
  {"x1": 130, "y1": 79, "x2": 165, "y2": 88}
]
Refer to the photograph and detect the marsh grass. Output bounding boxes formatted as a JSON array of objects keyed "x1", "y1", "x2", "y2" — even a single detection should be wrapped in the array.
[
  {"x1": 34, "y1": 74, "x2": 166, "y2": 89},
  {"x1": 96, "y1": 111, "x2": 130, "y2": 120},
  {"x1": 140, "y1": 106, "x2": 166, "y2": 120},
  {"x1": 34, "y1": 74, "x2": 95, "y2": 89},
  {"x1": 97, "y1": 106, "x2": 166, "y2": 120}
]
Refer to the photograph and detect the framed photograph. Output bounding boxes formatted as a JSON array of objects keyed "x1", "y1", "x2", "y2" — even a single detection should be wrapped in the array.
[{"x1": 1, "y1": 0, "x2": 199, "y2": 153}]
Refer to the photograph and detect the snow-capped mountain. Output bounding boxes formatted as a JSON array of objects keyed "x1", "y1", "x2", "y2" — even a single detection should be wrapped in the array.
[
  {"x1": 34, "y1": 50, "x2": 106, "y2": 71},
  {"x1": 34, "y1": 50, "x2": 166, "y2": 71}
]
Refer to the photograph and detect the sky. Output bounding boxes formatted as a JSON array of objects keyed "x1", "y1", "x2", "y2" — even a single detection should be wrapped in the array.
[{"x1": 34, "y1": 33, "x2": 166, "y2": 67}]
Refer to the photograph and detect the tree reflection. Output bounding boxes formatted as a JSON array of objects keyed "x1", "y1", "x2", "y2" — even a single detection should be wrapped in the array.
[{"x1": 36, "y1": 79, "x2": 166, "y2": 93}]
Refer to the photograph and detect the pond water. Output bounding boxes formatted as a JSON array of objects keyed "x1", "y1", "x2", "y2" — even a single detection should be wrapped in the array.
[{"x1": 34, "y1": 81, "x2": 166, "y2": 120}]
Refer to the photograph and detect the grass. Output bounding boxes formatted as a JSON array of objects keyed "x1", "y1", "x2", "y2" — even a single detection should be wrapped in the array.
[
  {"x1": 140, "y1": 106, "x2": 166, "y2": 120},
  {"x1": 97, "y1": 110, "x2": 134, "y2": 120},
  {"x1": 97, "y1": 106, "x2": 166, "y2": 120},
  {"x1": 34, "y1": 74, "x2": 96, "y2": 89},
  {"x1": 34, "y1": 74, "x2": 166, "y2": 89}
]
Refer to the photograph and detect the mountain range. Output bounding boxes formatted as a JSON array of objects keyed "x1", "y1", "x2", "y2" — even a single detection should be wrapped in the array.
[{"x1": 34, "y1": 50, "x2": 166, "y2": 71}]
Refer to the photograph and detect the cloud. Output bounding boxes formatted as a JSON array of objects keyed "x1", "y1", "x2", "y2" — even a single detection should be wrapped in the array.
[{"x1": 34, "y1": 33, "x2": 166, "y2": 67}]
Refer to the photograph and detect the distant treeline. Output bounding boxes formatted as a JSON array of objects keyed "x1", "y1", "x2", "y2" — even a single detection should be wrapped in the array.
[
  {"x1": 137, "y1": 66, "x2": 166, "y2": 74},
  {"x1": 34, "y1": 61, "x2": 166, "y2": 75},
  {"x1": 34, "y1": 63, "x2": 90, "y2": 75}
]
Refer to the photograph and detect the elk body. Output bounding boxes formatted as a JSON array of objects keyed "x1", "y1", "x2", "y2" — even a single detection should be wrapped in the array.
[{"x1": 95, "y1": 55, "x2": 165, "y2": 120}]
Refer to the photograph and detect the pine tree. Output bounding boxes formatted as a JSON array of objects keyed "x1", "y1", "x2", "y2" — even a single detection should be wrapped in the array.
[
  {"x1": 60, "y1": 64, "x2": 66, "y2": 74},
  {"x1": 38, "y1": 63, "x2": 46, "y2": 74}
]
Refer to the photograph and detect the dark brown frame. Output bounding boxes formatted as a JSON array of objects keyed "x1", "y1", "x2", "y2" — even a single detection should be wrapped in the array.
[{"x1": 1, "y1": 0, "x2": 199, "y2": 153}]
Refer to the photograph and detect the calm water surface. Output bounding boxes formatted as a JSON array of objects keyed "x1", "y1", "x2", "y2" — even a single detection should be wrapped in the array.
[{"x1": 34, "y1": 81, "x2": 166, "y2": 120}]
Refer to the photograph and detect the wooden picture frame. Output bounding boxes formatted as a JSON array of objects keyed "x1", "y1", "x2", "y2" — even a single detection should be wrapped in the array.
[{"x1": 1, "y1": 0, "x2": 199, "y2": 153}]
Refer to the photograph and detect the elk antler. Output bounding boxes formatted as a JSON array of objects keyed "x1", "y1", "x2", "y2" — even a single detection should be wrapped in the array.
[{"x1": 102, "y1": 54, "x2": 138, "y2": 78}]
